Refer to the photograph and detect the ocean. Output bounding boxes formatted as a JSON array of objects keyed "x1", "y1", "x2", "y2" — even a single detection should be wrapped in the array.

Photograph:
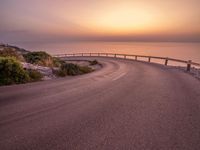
[{"x1": 19, "y1": 42, "x2": 200, "y2": 64}]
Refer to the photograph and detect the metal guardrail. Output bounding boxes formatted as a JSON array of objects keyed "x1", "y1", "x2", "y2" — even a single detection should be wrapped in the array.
[{"x1": 54, "y1": 53, "x2": 200, "y2": 72}]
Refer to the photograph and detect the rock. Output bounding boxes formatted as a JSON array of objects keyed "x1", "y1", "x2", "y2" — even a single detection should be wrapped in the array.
[{"x1": 21, "y1": 62, "x2": 57, "y2": 80}]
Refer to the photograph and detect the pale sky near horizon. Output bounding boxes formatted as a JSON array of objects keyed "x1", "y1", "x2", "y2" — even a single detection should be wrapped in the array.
[{"x1": 0, "y1": 0, "x2": 200, "y2": 43}]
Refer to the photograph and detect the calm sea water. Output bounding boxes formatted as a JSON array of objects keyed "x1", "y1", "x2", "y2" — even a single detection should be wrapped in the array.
[{"x1": 20, "y1": 42, "x2": 200, "y2": 64}]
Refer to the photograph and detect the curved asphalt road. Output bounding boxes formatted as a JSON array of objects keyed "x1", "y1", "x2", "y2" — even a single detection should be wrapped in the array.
[{"x1": 0, "y1": 57, "x2": 200, "y2": 150}]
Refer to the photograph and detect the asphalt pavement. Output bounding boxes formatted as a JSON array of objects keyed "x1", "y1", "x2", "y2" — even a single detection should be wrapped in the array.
[{"x1": 0, "y1": 57, "x2": 200, "y2": 150}]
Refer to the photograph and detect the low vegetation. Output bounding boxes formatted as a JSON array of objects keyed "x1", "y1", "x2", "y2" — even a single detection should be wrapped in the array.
[
  {"x1": 0, "y1": 44, "x2": 98, "y2": 86},
  {"x1": 0, "y1": 44, "x2": 29, "y2": 54},
  {"x1": 89, "y1": 59, "x2": 99, "y2": 65},
  {"x1": 23, "y1": 51, "x2": 57, "y2": 67},
  {"x1": 0, "y1": 57, "x2": 30, "y2": 85},
  {"x1": 79, "y1": 66, "x2": 93, "y2": 74},
  {"x1": 0, "y1": 47, "x2": 25, "y2": 61},
  {"x1": 52, "y1": 57, "x2": 65, "y2": 67},
  {"x1": 55, "y1": 63, "x2": 93, "y2": 77},
  {"x1": 0, "y1": 57, "x2": 43, "y2": 85},
  {"x1": 26, "y1": 69, "x2": 43, "y2": 81}
]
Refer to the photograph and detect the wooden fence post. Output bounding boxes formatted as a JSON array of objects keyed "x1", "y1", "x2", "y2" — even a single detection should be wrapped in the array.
[
  {"x1": 114, "y1": 54, "x2": 116, "y2": 58},
  {"x1": 135, "y1": 56, "x2": 137, "y2": 60},
  {"x1": 187, "y1": 60, "x2": 191, "y2": 71},
  {"x1": 124, "y1": 55, "x2": 126, "y2": 59},
  {"x1": 148, "y1": 57, "x2": 151, "y2": 62},
  {"x1": 165, "y1": 58, "x2": 168, "y2": 66}
]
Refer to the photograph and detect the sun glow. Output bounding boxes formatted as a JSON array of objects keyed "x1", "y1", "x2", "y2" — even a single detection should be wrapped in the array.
[
  {"x1": 1, "y1": 0, "x2": 199, "y2": 42},
  {"x1": 95, "y1": 7, "x2": 156, "y2": 34},
  {"x1": 81, "y1": 2, "x2": 168, "y2": 36}
]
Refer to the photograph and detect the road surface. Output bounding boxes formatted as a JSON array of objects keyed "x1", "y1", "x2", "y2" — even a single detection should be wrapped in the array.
[{"x1": 0, "y1": 57, "x2": 200, "y2": 150}]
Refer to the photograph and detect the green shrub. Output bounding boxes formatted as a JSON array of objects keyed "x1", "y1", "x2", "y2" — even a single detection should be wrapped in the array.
[
  {"x1": 27, "y1": 69, "x2": 43, "y2": 81},
  {"x1": 53, "y1": 69, "x2": 67, "y2": 77},
  {"x1": 0, "y1": 57, "x2": 30, "y2": 85},
  {"x1": 53, "y1": 57, "x2": 65, "y2": 67},
  {"x1": 0, "y1": 47, "x2": 24, "y2": 61},
  {"x1": 55, "y1": 63, "x2": 93, "y2": 77},
  {"x1": 60, "y1": 63, "x2": 81, "y2": 76},
  {"x1": 89, "y1": 60, "x2": 99, "y2": 65},
  {"x1": 79, "y1": 66, "x2": 93, "y2": 73},
  {"x1": 23, "y1": 51, "x2": 65, "y2": 67},
  {"x1": 23, "y1": 51, "x2": 55, "y2": 67}
]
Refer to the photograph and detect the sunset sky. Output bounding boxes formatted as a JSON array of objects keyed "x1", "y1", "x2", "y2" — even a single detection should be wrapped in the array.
[{"x1": 0, "y1": 0, "x2": 200, "y2": 43}]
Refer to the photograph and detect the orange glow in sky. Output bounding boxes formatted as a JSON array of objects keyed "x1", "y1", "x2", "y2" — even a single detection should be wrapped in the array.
[{"x1": 0, "y1": 0, "x2": 200, "y2": 42}]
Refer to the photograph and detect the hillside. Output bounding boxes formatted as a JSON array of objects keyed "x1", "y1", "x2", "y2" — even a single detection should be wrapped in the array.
[
  {"x1": 0, "y1": 44, "x2": 59, "y2": 67},
  {"x1": 0, "y1": 44, "x2": 29, "y2": 54},
  {"x1": 0, "y1": 44, "x2": 98, "y2": 85}
]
